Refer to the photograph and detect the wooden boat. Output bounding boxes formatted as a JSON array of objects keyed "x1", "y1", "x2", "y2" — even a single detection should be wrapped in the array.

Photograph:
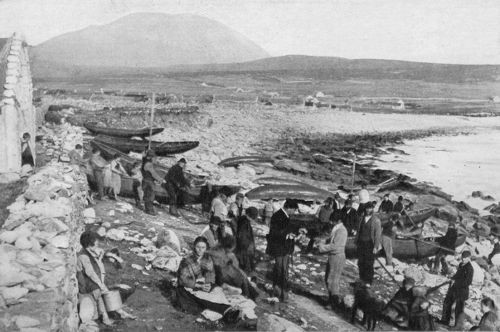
[
  {"x1": 344, "y1": 234, "x2": 466, "y2": 260},
  {"x1": 379, "y1": 207, "x2": 438, "y2": 227},
  {"x1": 84, "y1": 121, "x2": 164, "y2": 138},
  {"x1": 94, "y1": 135, "x2": 199, "y2": 156},
  {"x1": 254, "y1": 177, "x2": 309, "y2": 186},
  {"x1": 218, "y1": 155, "x2": 274, "y2": 167},
  {"x1": 246, "y1": 184, "x2": 333, "y2": 202}
]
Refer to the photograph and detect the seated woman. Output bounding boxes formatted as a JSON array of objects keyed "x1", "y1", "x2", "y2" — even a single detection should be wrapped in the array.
[
  {"x1": 408, "y1": 287, "x2": 434, "y2": 331},
  {"x1": 383, "y1": 277, "x2": 415, "y2": 322},
  {"x1": 209, "y1": 235, "x2": 259, "y2": 300},
  {"x1": 176, "y1": 236, "x2": 241, "y2": 322},
  {"x1": 470, "y1": 298, "x2": 498, "y2": 331},
  {"x1": 77, "y1": 231, "x2": 136, "y2": 326}
]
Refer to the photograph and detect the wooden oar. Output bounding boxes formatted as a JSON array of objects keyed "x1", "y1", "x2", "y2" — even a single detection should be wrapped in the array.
[
  {"x1": 148, "y1": 92, "x2": 155, "y2": 150},
  {"x1": 376, "y1": 257, "x2": 400, "y2": 285},
  {"x1": 425, "y1": 280, "x2": 451, "y2": 296},
  {"x1": 398, "y1": 234, "x2": 456, "y2": 254}
]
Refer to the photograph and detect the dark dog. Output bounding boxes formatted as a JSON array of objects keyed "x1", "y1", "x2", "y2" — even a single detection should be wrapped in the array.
[{"x1": 351, "y1": 281, "x2": 385, "y2": 330}]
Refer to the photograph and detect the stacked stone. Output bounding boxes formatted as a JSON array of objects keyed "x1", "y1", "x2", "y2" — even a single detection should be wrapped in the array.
[
  {"x1": 0, "y1": 120, "x2": 88, "y2": 332},
  {"x1": 0, "y1": 32, "x2": 35, "y2": 175}
]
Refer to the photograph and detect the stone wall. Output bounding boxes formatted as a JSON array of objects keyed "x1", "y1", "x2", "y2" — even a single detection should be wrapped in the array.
[
  {"x1": 0, "y1": 33, "x2": 35, "y2": 174},
  {"x1": 0, "y1": 125, "x2": 88, "y2": 331}
]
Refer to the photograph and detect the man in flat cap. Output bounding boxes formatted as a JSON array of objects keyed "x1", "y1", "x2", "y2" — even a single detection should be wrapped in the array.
[
  {"x1": 165, "y1": 158, "x2": 190, "y2": 217},
  {"x1": 266, "y1": 199, "x2": 302, "y2": 302},
  {"x1": 142, "y1": 150, "x2": 165, "y2": 216},
  {"x1": 355, "y1": 202, "x2": 382, "y2": 285}
]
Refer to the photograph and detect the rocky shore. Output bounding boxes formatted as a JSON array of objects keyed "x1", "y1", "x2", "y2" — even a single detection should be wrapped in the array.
[{"x1": 9, "y1": 96, "x2": 500, "y2": 331}]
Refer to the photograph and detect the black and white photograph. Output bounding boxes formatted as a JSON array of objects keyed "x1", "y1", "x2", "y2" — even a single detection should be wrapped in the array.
[{"x1": 0, "y1": 0, "x2": 499, "y2": 331}]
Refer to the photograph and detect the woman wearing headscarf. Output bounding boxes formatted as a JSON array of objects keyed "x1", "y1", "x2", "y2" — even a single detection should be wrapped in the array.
[{"x1": 176, "y1": 236, "x2": 241, "y2": 322}]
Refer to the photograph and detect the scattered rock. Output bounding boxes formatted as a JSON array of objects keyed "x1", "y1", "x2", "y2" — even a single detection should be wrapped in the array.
[
  {"x1": 15, "y1": 315, "x2": 40, "y2": 328},
  {"x1": 257, "y1": 313, "x2": 305, "y2": 332}
]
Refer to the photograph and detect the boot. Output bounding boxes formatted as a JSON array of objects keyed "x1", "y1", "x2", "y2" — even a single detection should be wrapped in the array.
[
  {"x1": 280, "y1": 290, "x2": 289, "y2": 303},
  {"x1": 169, "y1": 205, "x2": 180, "y2": 217}
]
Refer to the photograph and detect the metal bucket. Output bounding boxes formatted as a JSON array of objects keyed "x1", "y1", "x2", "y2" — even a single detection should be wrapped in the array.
[{"x1": 102, "y1": 290, "x2": 122, "y2": 312}]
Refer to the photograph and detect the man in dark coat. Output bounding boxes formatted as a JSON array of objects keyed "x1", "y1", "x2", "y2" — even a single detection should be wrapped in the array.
[
  {"x1": 393, "y1": 196, "x2": 405, "y2": 214},
  {"x1": 379, "y1": 194, "x2": 394, "y2": 214},
  {"x1": 355, "y1": 202, "x2": 382, "y2": 285},
  {"x1": 266, "y1": 199, "x2": 300, "y2": 302},
  {"x1": 487, "y1": 235, "x2": 500, "y2": 265},
  {"x1": 164, "y1": 158, "x2": 189, "y2": 217},
  {"x1": 341, "y1": 199, "x2": 358, "y2": 236},
  {"x1": 235, "y1": 207, "x2": 258, "y2": 274},
  {"x1": 384, "y1": 277, "x2": 415, "y2": 322},
  {"x1": 432, "y1": 223, "x2": 458, "y2": 274},
  {"x1": 142, "y1": 150, "x2": 165, "y2": 216},
  {"x1": 439, "y1": 250, "x2": 474, "y2": 327}
]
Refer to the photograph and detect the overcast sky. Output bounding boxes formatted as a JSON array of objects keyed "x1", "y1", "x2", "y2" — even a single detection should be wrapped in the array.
[{"x1": 1, "y1": 0, "x2": 499, "y2": 64}]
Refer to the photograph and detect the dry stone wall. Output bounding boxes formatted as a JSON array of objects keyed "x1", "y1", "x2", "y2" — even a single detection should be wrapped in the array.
[
  {"x1": 0, "y1": 33, "x2": 35, "y2": 174},
  {"x1": 0, "y1": 126, "x2": 88, "y2": 331}
]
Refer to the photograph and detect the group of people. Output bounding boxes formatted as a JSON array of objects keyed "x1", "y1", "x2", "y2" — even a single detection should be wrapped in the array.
[{"x1": 77, "y1": 145, "x2": 500, "y2": 330}]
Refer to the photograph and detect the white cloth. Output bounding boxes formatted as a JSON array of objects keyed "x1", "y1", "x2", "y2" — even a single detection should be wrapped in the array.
[{"x1": 359, "y1": 189, "x2": 370, "y2": 204}]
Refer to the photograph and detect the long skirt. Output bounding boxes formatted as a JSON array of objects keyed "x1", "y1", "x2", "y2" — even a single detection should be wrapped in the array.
[
  {"x1": 111, "y1": 172, "x2": 121, "y2": 195},
  {"x1": 103, "y1": 166, "x2": 112, "y2": 188},
  {"x1": 176, "y1": 286, "x2": 231, "y2": 315},
  {"x1": 325, "y1": 253, "x2": 346, "y2": 296}
]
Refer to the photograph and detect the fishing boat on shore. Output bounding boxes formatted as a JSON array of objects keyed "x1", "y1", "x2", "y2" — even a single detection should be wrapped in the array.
[
  {"x1": 344, "y1": 234, "x2": 466, "y2": 259},
  {"x1": 379, "y1": 207, "x2": 438, "y2": 226},
  {"x1": 218, "y1": 155, "x2": 274, "y2": 167},
  {"x1": 94, "y1": 135, "x2": 199, "y2": 156},
  {"x1": 84, "y1": 121, "x2": 164, "y2": 138},
  {"x1": 246, "y1": 184, "x2": 333, "y2": 201}
]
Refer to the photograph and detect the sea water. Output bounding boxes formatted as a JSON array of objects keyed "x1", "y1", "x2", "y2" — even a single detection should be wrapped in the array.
[{"x1": 376, "y1": 129, "x2": 500, "y2": 215}]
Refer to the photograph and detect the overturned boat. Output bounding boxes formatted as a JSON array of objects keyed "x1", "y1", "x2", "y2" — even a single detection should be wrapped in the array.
[{"x1": 84, "y1": 121, "x2": 164, "y2": 138}]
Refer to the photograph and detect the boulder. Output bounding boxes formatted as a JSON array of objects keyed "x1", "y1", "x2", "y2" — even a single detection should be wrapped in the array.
[
  {"x1": 470, "y1": 261, "x2": 485, "y2": 284},
  {"x1": 2, "y1": 286, "x2": 29, "y2": 302},
  {"x1": 156, "y1": 229, "x2": 182, "y2": 253},
  {"x1": 38, "y1": 218, "x2": 69, "y2": 234},
  {"x1": 17, "y1": 250, "x2": 44, "y2": 266},
  {"x1": 15, "y1": 236, "x2": 33, "y2": 250},
  {"x1": 15, "y1": 315, "x2": 40, "y2": 328},
  {"x1": 106, "y1": 229, "x2": 125, "y2": 241},
  {"x1": 152, "y1": 246, "x2": 181, "y2": 272},
  {"x1": 436, "y1": 206, "x2": 459, "y2": 222},
  {"x1": 257, "y1": 313, "x2": 304, "y2": 332},
  {"x1": 403, "y1": 266, "x2": 425, "y2": 284},
  {"x1": 49, "y1": 234, "x2": 70, "y2": 248}
]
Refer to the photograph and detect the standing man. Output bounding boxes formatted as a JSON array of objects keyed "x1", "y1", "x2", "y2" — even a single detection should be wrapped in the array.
[
  {"x1": 332, "y1": 193, "x2": 342, "y2": 215},
  {"x1": 355, "y1": 202, "x2": 382, "y2": 285},
  {"x1": 307, "y1": 197, "x2": 334, "y2": 252},
  {"x1": 90, "y1": 148, "x2": 107, "y2": 200},
  {"x1": 266, "y1": 199, "x2": 300, "y2": 302},
  {"x1": 439, "y1": 250, "x2": 474, "y2": 328},
  {"x1": 379, "y1": 194, "x2": 394, "y2": 214},
  {"x1": 393, "y1": 196, "x2": 405, "y2": 214},
  {"x1": 432, "y1": 222, "x2": 458, "y2": 274},
  {"x1": 318, "y1": 215, "x2": 347, "y2": 309},
  {"x1": 68, "y1": 144, "x2": 85, "y2": 166},
  {"x1": 228, "y1": 193, "x2": 246, "y2": 234},
  {"x1": 165, "y1": 158, "x2": 190, "y2": 217},
  {"x1": 235, "y1": 207, "x2": 258, "y2": 274},
  {"x1": 381, "y1": 214, "x2": 398, "y2": 268},
  {"x1": 21, "y1": 132, "x2": 34, "y2": 167},
  {"x1": 488, "y1": 235, "x2": 500, "y2": 265},
  {"x1": 341, "y1": 199, "x2": 358, "y2": 236},
  {"x1": 141, "y1": 150, "x2": 165, "y2": 216},
  {"x1": 357, "y1": 184, "x2": 370, "y2": 216}
]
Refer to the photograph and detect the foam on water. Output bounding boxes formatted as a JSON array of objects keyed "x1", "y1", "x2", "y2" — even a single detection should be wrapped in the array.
[{"x1": 376, "y1": 129, "x2": 500, "y2": 215}]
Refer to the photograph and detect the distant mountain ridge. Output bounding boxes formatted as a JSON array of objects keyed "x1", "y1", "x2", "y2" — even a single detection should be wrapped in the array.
[
  {"x1": 31, "y1": 13, "x2": 269, "y2": 71},
  {"x1": 165, "y1": 55, "x2": 500, "y2": 83}
]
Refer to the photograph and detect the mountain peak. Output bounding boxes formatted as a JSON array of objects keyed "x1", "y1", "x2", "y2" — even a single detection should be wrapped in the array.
[{"x1": 31, "y1": 13, "x2": 269, "y2": 68}]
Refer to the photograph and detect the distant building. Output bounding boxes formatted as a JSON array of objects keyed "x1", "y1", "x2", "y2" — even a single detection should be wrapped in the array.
[
  {"x1": 392, "y1": 99, "x2": 405, "y2": 110},
  {"x1": 315, "y1": 91, "x2": 325, "y2": 98}
]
